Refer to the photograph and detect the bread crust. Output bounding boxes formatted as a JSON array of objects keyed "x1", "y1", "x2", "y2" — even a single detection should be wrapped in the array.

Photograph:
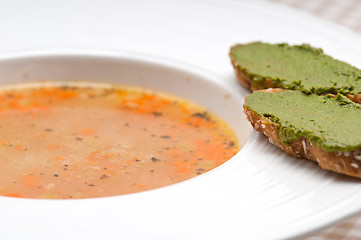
[
  {"x1": 230, "y1": 59, "x2": 252, "y2": 90},
  {"x1": 244, "y1": 89, "x2": 361, "y2": 178},
  {"x1": 229, "y1": 49, "x2": 280, "y2": 92},
  {"x1": 347, "y1": 93, "x2": 361, "y2": 104}
]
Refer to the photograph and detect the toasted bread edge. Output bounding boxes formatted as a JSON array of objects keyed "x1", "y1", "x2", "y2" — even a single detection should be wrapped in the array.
[{"x1": 243, "y1": 89, "x2": 361, "y2": 178}]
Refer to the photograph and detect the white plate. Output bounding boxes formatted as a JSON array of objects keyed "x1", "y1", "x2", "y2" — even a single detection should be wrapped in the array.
[{"x1": 0, "y1": 0, "x2": 361, "y2": 239}]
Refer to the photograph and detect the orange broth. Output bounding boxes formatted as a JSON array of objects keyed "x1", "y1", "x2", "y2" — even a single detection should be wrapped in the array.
[{"x1": 0, "y1": 82, "x2": 239, "y2": 199}]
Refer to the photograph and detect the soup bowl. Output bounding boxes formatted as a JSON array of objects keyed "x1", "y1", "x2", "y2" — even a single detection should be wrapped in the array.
[{"x1": 0, "y1": 49, "x2": 252, "y2": 239}]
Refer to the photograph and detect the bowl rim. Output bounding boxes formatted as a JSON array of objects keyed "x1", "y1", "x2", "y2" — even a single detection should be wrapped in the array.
[{"x1": 0, "y1": 47, "x2": 252, "y2": 202}]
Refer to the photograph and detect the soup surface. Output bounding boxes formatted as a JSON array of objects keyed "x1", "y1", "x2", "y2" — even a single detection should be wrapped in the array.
[{"x1": 0, "y1": 82, "x2": 239, "y2": 199}]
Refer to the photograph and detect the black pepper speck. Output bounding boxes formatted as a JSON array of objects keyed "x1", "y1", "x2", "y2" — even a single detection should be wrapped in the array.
[{"x1": 151, "y1": 157, "x2": 159, "y2": 162}]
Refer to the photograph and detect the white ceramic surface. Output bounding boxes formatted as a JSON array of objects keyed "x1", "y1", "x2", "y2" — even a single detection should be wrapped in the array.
[{"x1": 0, "y1": 0, "x2": 360, "y2": 239}]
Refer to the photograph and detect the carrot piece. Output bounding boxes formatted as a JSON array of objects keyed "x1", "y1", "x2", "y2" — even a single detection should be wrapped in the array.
[
  {"x1": 4, "y1": 193, "x2": 24, "y2": 198},
  {"x1": 179, "y1": 103, "x2": 190, "y2": 114},
  {"x1": 126, "y1": 157, "x2": 137, "y2": 166},
  {"x1": 14, "y1": 144, "x2": 27, "y2": 151},
  {"x1": 86, "y1": 150, "x2": 115, "y2": 165},
  {"x1": 122, "y1": 93, "x2": 172, "y2": 114},
  {"x1": 170, "y1": 149, "x2": 179, "y2": 157},
  {"x1": 90, "y1": 150, "x2": 101, "y2": 155},
  {"x1": 38, "y1": 133, "x2": 48, "y2": 139},
  {"x1": 172, "y1": 160, "x2": 194, "y2": 174},
  {"x1": 137, "y1": 183, "x2": 147, "y2": 190},
  {"x1": 78, "y1": 128, "x2": 95, "y2": 136},
  {"x1": 54, "y1": 156, "x2": 65, "y2": 161},
  {"x1": 31, "y1": 88, "x2": 77, "y2": 99},
  {"x1": 7, "y1": 100, "x2": 20, "y2": 109},
  {"x1": 57, "y1": 90, "x2": 77, "y2": 98},
  {"x1": 28, "y1": 101, "x2": 49, "y2": 110},
  {"x1": 184, "y1": 116, "x2": 204, "y2": 126},
  {"x1": 194, "y1": 138, "x2": 235, "y2": 166},
  {"x1": 102, "y1": 153, "x2": 115, "y2": 160},
  {"x1": 86, "y1": 150, "x2": 101, "y2": 165},
  {"x1": 47, "y1": 144, "x2": 62, "y2": 150},
  {"x1": 22, "y1": 174, "x2": 39, "y2": 188}
]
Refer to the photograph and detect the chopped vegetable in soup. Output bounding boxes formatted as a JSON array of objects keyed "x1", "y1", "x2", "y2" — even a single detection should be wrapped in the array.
[{"x1": 0, "y1": 82, "x2": 239, "y2": 199}]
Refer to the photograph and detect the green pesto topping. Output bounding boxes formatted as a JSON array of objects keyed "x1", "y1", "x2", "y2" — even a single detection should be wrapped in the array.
[
  {"x1": 244, "y1": 90, "x2": 361, "y2": 152},
  {"x1": 230, "y1": 42, "x2": 361, "y2": 95}
]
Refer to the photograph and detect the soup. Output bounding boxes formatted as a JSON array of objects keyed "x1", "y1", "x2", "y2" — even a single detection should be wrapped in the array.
[{"x1": 0, "y1": 82, "x2": 239, "y2": 199}]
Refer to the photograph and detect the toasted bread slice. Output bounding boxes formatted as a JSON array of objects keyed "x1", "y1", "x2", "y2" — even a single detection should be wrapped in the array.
[
  {"x1": 230, "y1": 42, "x2": 361, "y2": 103},
  {"x1": 244, "y1": 89, "x2": 361, "y2": 178}
]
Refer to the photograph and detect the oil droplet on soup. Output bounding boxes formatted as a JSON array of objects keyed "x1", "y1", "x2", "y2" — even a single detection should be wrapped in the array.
[{"x1": 0, "y1": 82, "x2": 239, "y2": 199}]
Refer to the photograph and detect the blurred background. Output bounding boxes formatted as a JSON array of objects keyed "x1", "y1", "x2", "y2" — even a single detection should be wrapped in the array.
[{"x1": 270, "y1": 0, "x2": 361, "y2": 34}]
